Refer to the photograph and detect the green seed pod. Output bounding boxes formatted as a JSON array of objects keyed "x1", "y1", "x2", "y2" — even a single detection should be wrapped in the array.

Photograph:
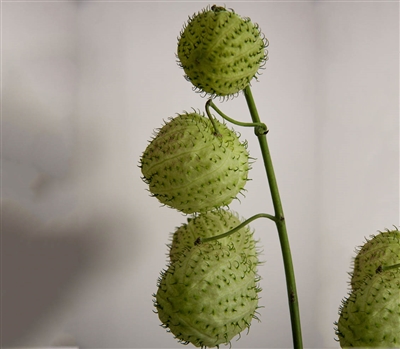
[
  {"x1": 335, "y1": 268, "x2": 400, "y2": 348},
  {"x1": 140, "y1": 112, "x2": 250, "y2": 214},
  {"x1": 350, "y1": 229, "x2": 400, "y2": 290},
  {"x1": 155, "y1": 242, "x2": 261, "y2": 348},
  {"x1": 177, "y1": 5, "x2": 268, "y2": 98},
  {"x1": 169, "y1": 209, "x2": 259, "y2": 268}
]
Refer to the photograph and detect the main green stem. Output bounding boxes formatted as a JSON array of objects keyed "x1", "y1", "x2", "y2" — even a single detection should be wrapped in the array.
[{"x1": 243, "y1": 85, "x2": 303, "y2": 349}]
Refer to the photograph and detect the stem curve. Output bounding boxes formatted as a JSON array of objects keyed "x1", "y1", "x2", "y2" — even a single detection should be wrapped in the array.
[
  {"x1": 195, "y1": 212, "x2": 277, "y2": 245},
  {"x1": 206, "y1": 99, "x2": 268, "y2": 133}
]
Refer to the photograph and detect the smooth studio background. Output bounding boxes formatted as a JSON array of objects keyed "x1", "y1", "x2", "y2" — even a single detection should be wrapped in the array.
[{"x1": 2, "y1": 1, "x2": 399, "y2": 348}]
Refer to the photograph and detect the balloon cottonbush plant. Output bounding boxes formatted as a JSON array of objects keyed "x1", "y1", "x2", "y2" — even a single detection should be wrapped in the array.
[
  {"x1": 157, "y1": 210, "x2": 262, "y2": 347},
  {"x1": 141, "y1": 112, "x2": 250, "y2": 214},
  {"x1": 177, "y1": 5, "x2": 268, "y2": 98},
  {"x1": 350, "y1": 230, "x2": 400, "y2": 291},
  {"x1": 140, "y1": 4, "x2": 300, "y2": 348},
  {"x1": 168, "y1": 210, "x2": 259, "y2": 265},
  {"x1": 140, "y1": 4, "x2": 398, "y2": 349},
  {"x1": 335, "y1": 229, "x2": 400, "y2": 348}
]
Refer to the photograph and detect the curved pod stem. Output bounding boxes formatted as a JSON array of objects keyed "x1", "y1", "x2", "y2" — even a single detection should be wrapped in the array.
[
  {"x1": 206, "y1": 99, "x2": 268, "y2": 134},
  {"x1": 195, "y1": 212, "x2": 277, "y2": 245}
]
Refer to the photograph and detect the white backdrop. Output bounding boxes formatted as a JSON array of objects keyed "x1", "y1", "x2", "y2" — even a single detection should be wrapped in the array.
[{"x1": 2, "y1": 1, "x2": 399, "y2": 348}]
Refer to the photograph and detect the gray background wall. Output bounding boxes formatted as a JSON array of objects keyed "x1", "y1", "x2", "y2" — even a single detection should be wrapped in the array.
[{"x1": 2, "y1": 1, "x2": 399, "y2": 348}]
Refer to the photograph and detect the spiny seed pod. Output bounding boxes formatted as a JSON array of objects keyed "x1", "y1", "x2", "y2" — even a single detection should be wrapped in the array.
[
  {"x1": 169, "y1": 209, "x2": 259, "y2": 268},
  {"x1": 177, "y1": 5, "x2": 268, "y2": 98},
  {"x1": 140, "y1": 112, "x2": 250, "y2": 214},
  {"x1": 335, "y1": 268, "x2": 400, "y2": 348},
  {"x1": 155, "y1": 242, "x2": 261, "y2": 348},
  {"x1": 350, "y1": 229, "x2": 400, "y2": 290}
]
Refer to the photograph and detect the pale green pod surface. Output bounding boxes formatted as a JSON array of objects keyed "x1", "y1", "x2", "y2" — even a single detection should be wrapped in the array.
[
  {"x1": 351, "y1": 229, "x2": 400, "y2": 290},
  {"x1": 169, "y1": 209, "x2": 259, "y2": 268},
  {"x1": 140, "y1": 113, "x2": 250, "y2": 214},
  {"x1": 155, "y1": 242, "x2": 261, "y2": 348},
  {"x1": 177, "y1": 5, "x2": 268, "y2": 97},
  {"x1": 336, "y1": 269, "x2": 400, "y2": 348}
]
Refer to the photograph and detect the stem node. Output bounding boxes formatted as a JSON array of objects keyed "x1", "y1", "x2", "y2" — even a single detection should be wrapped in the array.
[
  {"x1": 290, "y1": 291, "x2": 296, "y2": 304},
  {"x1": 255, "y1": 124, "x2": 268, "y2": 136}
]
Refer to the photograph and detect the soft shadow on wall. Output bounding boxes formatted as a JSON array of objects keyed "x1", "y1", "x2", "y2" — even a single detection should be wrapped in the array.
[
  {"x1": 2, "y1": 1, "x2": 143, "y2": 345},
  {"x1": 1, "y1": 201, "x2": 109, "y2": 346}
]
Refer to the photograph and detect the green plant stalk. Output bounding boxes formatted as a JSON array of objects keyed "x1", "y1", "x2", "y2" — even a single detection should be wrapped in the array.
[
  {"x1": 196, "y1": 212, "x2": 277, "y2": 245},
  {"x1": 377, "y1": 262, "x2": 400, "y2": 273},
  {"x1": 244, "y1": 85, "x2": 303, "y2": 349}
]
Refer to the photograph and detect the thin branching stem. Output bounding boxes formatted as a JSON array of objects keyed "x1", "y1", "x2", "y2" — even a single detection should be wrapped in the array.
[
  {"x1": 206, "y1": 99, "x2": 268, "y2": 134},
  {"x1": 195, "y1": 213, "x2": 277, "y2": 245}
]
